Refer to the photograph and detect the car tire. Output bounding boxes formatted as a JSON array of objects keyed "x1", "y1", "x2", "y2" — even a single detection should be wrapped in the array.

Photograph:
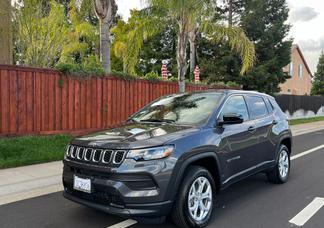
[
  {"x1": 171, "y1": 166, "x2": 216, "y2": 228},
  {"x1": 267, "y1": 145, "x2": 290, "y2": 184}
]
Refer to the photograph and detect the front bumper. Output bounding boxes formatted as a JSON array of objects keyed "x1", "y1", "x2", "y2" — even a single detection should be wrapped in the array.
[
  {"x1": 62, "y1": 158, "x2": 175, "y2": 217},
  {"x1": 63, "y1": 191, "x2": 172, "y2": 217}
]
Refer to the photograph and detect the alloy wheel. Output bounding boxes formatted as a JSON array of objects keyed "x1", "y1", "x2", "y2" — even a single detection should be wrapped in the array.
[{"x1": 187, "y1": 176, "x2": 213, "y2": 222}]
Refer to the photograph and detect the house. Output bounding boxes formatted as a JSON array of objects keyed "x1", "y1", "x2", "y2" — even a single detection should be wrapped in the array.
[{"x1": 280, "y1": 44, "x2": 313, "y2": 95}]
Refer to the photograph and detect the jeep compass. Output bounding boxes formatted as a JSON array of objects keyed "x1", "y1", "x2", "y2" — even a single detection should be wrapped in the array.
[{"x1": 62, "y1": 90, "x2": 292, "y2": 228}]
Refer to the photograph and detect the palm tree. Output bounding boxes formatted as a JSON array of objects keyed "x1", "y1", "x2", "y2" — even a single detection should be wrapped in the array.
[
  {"x1": 112, "y1": 8, "x2": 164, "y2": 75},
  {"x1": 148, "y1": 0, "x2": 255, "y2": 92},
  {"x1": 93, "y1": 0, "x2": 117, "y2": 74}
]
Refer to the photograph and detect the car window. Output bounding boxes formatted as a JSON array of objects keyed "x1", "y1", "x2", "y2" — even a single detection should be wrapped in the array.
[
  {"x1": 131, "y1": 93, "x2": 223, "y2": 125},
  {"x1": 265, "y1": 98, "x2": 274, "y2": 113},
  {"x1": 220, "y1": 96, "x2": 249, "y2": 121},
  {"x1": 247, "y1": 96, "x2": 269, "y2": 119}
]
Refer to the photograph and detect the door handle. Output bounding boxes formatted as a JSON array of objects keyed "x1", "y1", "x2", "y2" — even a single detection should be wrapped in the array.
[{"x1": 248, "y1": 126, "x2": 256, "y2": 132}]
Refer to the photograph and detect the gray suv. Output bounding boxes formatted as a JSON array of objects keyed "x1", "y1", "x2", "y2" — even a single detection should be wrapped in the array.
[{"x1": 62, "y1": 90, "x2": 292, "y2": 228}]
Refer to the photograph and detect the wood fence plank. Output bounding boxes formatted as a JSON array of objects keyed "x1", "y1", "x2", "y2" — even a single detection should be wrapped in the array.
[
  {"x1": 17, "y1": 71, "x2": 27, "y2": 133},
  {"x1": 26, "y1": 71, "x2": 34, "y2": 132},
  {"x1": 9, "y1": 70, "x2": 18, "y2": 133},
  {"x1": 0, "y1": 70, "x2": 10, "y2": 133},
  {"x1": 48, "y1": 74, "x2": 55, "y2": 131}
]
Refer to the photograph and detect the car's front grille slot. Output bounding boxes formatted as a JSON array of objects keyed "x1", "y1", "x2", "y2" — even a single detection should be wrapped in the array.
[
  {"x1": 114, "y1": 150, "x2": 126, "y2": 164},
  {"x1": 66, "y1": 145, "x2": 127, "y2": 166},
  {"x1": 102, "y1": 150, "x2": 113, "y2": 163},
  {"x1": 84, "y1": 148, "x2": 92, "y2": 161}
]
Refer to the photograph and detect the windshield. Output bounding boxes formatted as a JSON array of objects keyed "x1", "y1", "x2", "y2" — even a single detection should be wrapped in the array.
[{"x1": 130, "y1": 93, "x2": 223, "y2": 125}]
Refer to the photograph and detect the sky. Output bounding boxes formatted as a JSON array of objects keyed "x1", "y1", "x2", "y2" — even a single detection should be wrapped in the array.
[{"x1": 117, "y1": 0, "x2": 324, "y2": 74}]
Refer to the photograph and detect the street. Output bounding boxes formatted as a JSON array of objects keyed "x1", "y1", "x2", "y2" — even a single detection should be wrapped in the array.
[{"x1": 1, "y1": 130, "x2": 324, "y2": 228}]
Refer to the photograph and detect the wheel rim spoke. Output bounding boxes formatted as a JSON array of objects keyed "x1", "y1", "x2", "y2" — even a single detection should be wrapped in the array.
[
  {"x1": 188, "y1": 176, "x2": 213, "y2": 222},
  {"x1": 278, "y1": 150, "x2": 289, "y2": 178}
]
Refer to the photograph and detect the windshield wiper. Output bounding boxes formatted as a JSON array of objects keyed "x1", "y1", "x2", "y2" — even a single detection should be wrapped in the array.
[
  {"x1": 127, "y1": 118, "x2": 139, "y2": 123},
  {"x1": 140, "y1": 119, "x2": 176, "y2": 123}
]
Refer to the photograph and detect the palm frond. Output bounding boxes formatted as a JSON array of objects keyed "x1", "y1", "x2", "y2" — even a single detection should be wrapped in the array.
[{"x1": 201, "y1": 22, "x2": 256, "y2": 74}]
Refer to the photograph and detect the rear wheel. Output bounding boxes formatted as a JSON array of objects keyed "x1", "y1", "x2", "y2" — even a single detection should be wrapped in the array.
[
  {"x1": 171, "y1": 166, "x2": 215, "y2": 228},
  {"x1": 267, "y1": 145, "x2": 290, "y2": 184}
]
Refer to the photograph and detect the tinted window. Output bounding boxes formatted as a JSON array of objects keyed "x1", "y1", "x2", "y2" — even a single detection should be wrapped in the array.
[
  {"x1": 220, "y1": 96, "x2": 249, "y2": 121},
  {"x1": 131, "y1": 93, "x2": 223, "y2": 125},
  {"x1": 265, "y1": 98, "x2": 274, "y2": 112},
  {"x1": 247, "y1": 96, "x2": 268, "y2": 119}
]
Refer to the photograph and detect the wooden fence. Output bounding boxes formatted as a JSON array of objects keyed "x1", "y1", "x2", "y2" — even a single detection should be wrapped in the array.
[{"x1": 0, "y1": 65, "x2": 237, "y2": 136}]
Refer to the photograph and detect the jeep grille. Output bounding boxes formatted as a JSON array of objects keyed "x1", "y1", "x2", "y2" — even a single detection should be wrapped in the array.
[{"x1": 65, "y1": 145, "x2": 127, "y2": 165}]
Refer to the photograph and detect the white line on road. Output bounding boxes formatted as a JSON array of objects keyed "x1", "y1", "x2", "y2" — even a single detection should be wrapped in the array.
[
  {"x1": 289, "y1": 197, "x2": 324, "y2": 226},
  {"x1": 291, "y1": 144, "x2": 324, "y2": 161},
  {"x1": 106, "y1": 219, "x2": 138, "y2": 228}
]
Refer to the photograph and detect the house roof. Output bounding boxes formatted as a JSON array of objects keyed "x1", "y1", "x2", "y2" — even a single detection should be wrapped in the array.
[{"x1": 292, "y1": 44, "x2": 313, "y2": 78}]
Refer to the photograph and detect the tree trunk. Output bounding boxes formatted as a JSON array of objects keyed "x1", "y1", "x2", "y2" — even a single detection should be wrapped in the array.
[
  {"x1": 93, "y1": 0, "x2": 117, "y2": 74},
  {"x1": 0, "y1": 0, "x2": 12, "y2": 64},
  {"x1": 189, "y1": 29, "x2": 196, "y2": 74},
  {"x1": 177, "y1": 24, "x2": 189, "y2": 93},
  {"x1": 228, "y1": 0, "x2": 233, "y2": 26},
  {"x1": 100, "y1": 17, "x2": 111, "y2": 73}
]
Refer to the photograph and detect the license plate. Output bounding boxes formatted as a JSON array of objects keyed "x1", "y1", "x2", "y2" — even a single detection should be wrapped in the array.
[{"x1": 73, "y1": 175, "x2": 92, "y2": 193}]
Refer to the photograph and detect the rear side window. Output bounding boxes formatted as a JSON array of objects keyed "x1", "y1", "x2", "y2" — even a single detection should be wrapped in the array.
[
  {"x1": 265, "y1": 98, "x2": 274, "y2": 113},
  {"x1": 246, "y1": 96, "x2": 269, "y2": 119}
]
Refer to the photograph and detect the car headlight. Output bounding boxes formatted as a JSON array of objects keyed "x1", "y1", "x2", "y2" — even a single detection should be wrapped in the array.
[{"x1": 126, "y1": 146, "x2": 174, "y2": 161}]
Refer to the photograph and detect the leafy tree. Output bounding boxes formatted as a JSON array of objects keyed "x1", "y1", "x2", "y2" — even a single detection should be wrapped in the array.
[
  {"x1": 0, "y1": 0, "x2": 12, "y2": 64},
  {"x1": 312, "y1": 52, "x2": 324, "y2": 95},
  {"x1": 123, "y1": 0, "x2": 255, "y2": 92},
  {"x1": 137, "y1": 24, "x2": 177, "y2": 77},
  {"x1": 93, "y1": 0, "x2": 117, "y2": 74},
  {"x1": 59, "y1": 0, "x2": 100, "y2": 67},
  {"x1": 13, "y1": 0, "x2": 67, "y2": 67},
  {"x1": 112, "y1": 10, "x2": 177, "y2": 76},
  {"x1": 228, "y1": 0, "x2": 292, "y2": 94},
  {"x1": 197, "y1": 36, "x2": 241, "y2": 83}
]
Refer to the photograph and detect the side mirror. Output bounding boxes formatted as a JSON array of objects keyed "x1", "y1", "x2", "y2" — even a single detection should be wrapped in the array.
[{"x1": 218, "y1": 113, "x2": 244, "y2": 126}]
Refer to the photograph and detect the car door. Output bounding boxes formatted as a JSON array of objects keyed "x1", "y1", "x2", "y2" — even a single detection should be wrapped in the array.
[
  {"x1": 245, "y1": 95, "x2": 275, "y2": 166},
  {"x1": 216, "y1": 95, "x2": 259, "y2": 184}
]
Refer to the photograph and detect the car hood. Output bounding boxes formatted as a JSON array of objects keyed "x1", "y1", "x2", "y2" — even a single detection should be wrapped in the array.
[{"x1": 71, "y1": 122, "x2": 198, "y2": 149}]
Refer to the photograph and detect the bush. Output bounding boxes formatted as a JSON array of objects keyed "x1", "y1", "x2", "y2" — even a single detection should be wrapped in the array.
[
  {"x1": 55, "y1": 60, "x2": 105, "y2": 78},
  {"x1": 144, "y1": 71, "x2": 161, "y2": 81},
  {"x1": 226, "y1": 81, "x2": 240, "y2": 88},
  {"x1": 111, "y1": 70, "x2": 137, "y2": 80}
]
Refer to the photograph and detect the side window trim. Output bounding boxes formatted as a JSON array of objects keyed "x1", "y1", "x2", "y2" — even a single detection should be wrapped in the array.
[{"x1": 218, "y1": 94, "x2": 251, "y2": 122}]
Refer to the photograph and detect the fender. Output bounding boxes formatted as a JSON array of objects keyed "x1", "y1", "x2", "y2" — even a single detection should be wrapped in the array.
[
  {"x1": 274, "y1": 134, "x2": 292, "y2": 161},
  {"x1": 165, "y1": 151, "x2": 222, "y2": 201}
]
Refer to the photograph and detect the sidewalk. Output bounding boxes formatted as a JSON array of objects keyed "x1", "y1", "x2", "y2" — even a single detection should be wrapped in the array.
[
  {"x1": 0, "y1": 161, "x2": 63, "y2": 205},
  {"x1": 291, "y1": 120, "x2": 324, "y2": 136},
  {"x1": 1, "y1": 120, "x2": 324, "y2": 206}
]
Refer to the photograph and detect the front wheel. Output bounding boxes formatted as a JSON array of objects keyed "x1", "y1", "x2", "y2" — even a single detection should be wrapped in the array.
[
  {"x1": 171, "y1": 166, "x2": 216, "y2": 228},
  {"x1": 267, "y1": 145, "x2": 290, "y2": 184}
]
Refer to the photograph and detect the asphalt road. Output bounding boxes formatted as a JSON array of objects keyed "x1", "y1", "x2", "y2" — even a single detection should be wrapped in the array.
[{"x1": 1, "y1": 130, "x2": 324, "y2": 228}]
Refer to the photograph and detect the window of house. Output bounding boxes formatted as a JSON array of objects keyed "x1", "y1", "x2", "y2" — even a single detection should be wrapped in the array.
[
  {"x1": 298, "y1": 64, "x2": 303, "y2": 78},
  {"x1": 289, "y1": 62, "x2": 293, "y2": 76}
]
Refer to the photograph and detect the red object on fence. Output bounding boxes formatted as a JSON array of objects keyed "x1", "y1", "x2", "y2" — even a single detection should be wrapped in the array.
[
  {"x1": 0, "y1": 64, "x2": 239, "y2": 136},
  {"x1": 194, "y1": 66, "x2": 200, "y2": 83},
  {"x1": 161, "y1": 64, "x2": 168, "y2": 80}
]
